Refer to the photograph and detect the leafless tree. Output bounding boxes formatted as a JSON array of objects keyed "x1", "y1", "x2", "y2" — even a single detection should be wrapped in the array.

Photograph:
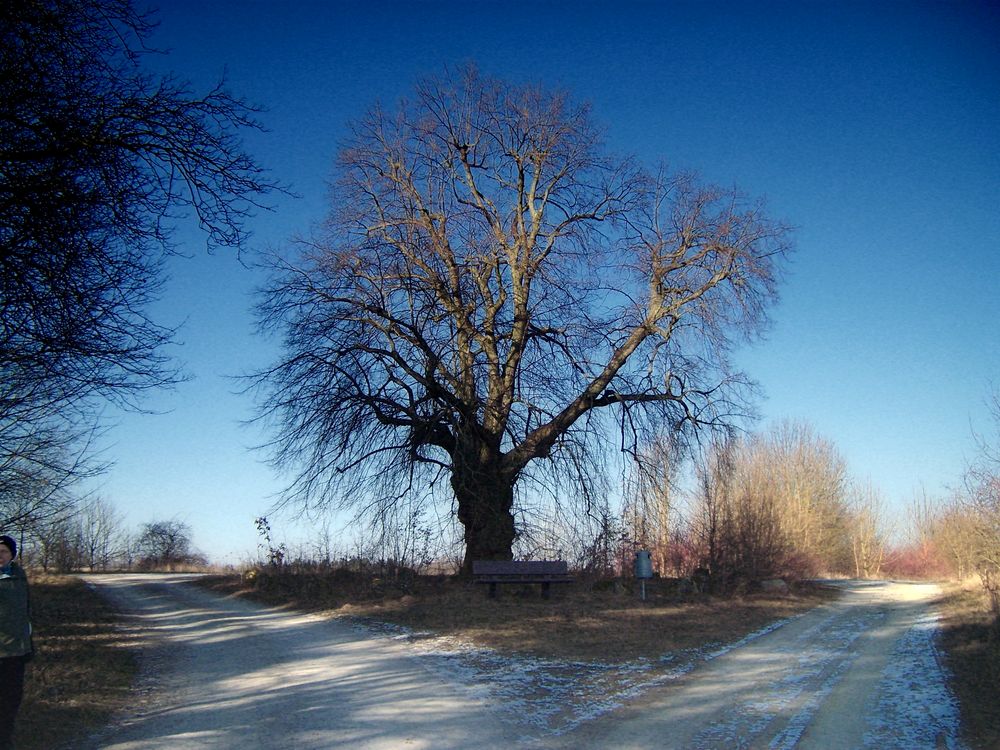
[
  {"x1": 78, "y1": 496, "x2": 127, "y2": 570},
  {"x1": 623, "y1": 433, "x2": 680, "y2": 575},
  {"x1": 690, "y1": 438, "x2": 791, "y2": 589},
  {"x1": 966, "y1": 387, "x2": 1000, "y2": 615},
  {"x1": 253, "y1": 67, "x2": 790, "y2": 569},
  {"x1": 33, "y1": 514, "x2": 83, "y2": 572},
  {"x1": 743, "y1": 422, "x2": 852, "y2": 574},
  {"x1": 849, "y1": 481, "x2": 889, "y2": 579},
  {"x1": 926, "y1": 498, "x2": 980, "y2": 580},
  {"x1": 0, "y1": 423, "x2": 98, "y2": 569},
  {"x1": 0, "y1": 414, "x2": 107, "y2": 532},
  {"x1": 1, "y1": 0, "x2": 277, "y2": 501},
  {"x1": 135, "y1": 519, "x2": 196, "y2": 569}
]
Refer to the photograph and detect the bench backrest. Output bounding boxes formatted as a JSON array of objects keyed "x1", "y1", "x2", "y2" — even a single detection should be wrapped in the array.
[{"x1": 472, "y1": 560, "x2": 568, "y2": 576}]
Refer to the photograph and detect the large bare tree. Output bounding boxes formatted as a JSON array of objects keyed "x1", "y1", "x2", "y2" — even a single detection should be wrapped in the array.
[{"x1": 254, "y1": 68, "x2": 790, "y2": 569}]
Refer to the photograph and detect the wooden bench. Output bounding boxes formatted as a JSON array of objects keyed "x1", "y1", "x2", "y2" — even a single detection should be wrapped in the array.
[{"x1": 472, "y1": 560, "x2": 574, "y2": 599}]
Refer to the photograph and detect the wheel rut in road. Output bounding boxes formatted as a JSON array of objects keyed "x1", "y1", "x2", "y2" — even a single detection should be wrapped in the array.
[{"x1": 543, "y1": 581, "x2": 963, "y2": 749}]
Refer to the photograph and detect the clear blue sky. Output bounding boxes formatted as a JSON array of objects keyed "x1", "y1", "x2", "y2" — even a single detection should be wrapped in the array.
[{"x1": 90, "y1": 0, "x2": 1000, "y2": 564}]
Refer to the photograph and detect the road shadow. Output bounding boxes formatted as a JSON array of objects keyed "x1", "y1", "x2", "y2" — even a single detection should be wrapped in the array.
[{"x1": 81, "y1": 575, "x2": 513, "y2": 749}]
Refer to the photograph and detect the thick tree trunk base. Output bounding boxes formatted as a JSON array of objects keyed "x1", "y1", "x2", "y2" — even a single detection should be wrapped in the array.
[{"x1": 453, "y1": 470, "x2": 517, "y2": 575}]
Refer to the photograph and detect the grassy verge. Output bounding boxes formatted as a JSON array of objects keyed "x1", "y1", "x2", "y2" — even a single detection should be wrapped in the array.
[
  {"x1": 936, "y1": 582, "x2": 1000, "y2": 749},
  {"x1": 199, "y1": 571, "x2": 835, "y2": 663},
  {"x1": 16, "y1": 573, "x2": 136, "y2": 750}
]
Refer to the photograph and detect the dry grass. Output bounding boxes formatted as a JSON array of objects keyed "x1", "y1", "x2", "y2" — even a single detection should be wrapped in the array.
[
  {"x1": 16, "y1": 573, "x2": 137, "y2": 750},
  {"x1": 936, "y1": 581, "x2": 1000, "y2": 750},
  {"x1": 200, "y1": 571, "x2": 835, "y2": 663}
]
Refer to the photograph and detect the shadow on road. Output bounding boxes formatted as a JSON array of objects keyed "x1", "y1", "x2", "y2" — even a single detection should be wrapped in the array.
[{"x1": 81, "y1": 574, "x2": 513, "y2": 750}]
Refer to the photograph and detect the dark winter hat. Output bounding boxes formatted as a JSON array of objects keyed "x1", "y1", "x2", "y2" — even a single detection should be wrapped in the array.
[{"x1": 0, "y1": 535, "x2": 16, "y2": 558}]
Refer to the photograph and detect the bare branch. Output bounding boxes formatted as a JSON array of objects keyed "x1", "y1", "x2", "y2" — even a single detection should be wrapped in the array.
[{"x1": 252, "y1": 66, "x2": 791, "y2": 566}]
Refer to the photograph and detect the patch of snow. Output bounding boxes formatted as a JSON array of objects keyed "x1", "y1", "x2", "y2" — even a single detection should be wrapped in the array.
[
  {"x1": 351, "y1": 614, "x2": 803, "y2": 738},
  {"x1": 862, "y1": 612, "x2": 966, "y2": 750}
]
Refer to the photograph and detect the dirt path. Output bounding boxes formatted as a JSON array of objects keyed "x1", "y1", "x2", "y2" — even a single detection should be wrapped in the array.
[
  {"x1": 80, "y1": 574, "x2": 517, "y2": 749},
  {"x1": 540, "y1": 580, "x2": 964, "y2": 749},
  {"x1": 82, "y1": 576, "x2": 964, "y2": 749}
]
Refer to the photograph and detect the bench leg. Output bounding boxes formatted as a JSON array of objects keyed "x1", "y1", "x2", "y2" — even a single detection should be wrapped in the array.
[
  {"x1": 489, "y1": 582, "x2": 497, "y2": 598},
  {"x1": 541, "y1": 582, "x2": 551, "y2": 599}
]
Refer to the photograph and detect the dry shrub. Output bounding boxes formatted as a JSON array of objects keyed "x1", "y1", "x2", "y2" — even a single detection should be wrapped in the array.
[{"x1": 882, "y1": 543, "x2": 954, "y2": 580}]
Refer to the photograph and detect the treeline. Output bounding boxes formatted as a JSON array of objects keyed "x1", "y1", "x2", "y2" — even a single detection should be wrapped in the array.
[
  {"x1": 898, "y1": 392, "x2": 1000, "y2": 617},
  {"x1": 530, "y1": 421, "x2": 888, "y2": 591},
  {"x1": 248, "y1": 410, "x2": 999, "y2": 610},
  {"x1": 3, "y1": 501, "x2": 205, "y2": 573},
  {"x1": 540, "y1": 410, "x2": 999, "y2": 610},
  {"x1": 7, "y1": 411, "x2": 997, "y2": 620}
]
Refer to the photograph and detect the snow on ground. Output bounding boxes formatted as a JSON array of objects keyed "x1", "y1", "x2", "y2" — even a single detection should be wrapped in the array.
[
  {"x1": 353, "y1": 615, "x2": 803, "y2": 739},
  {"x1": 689, "y1": 607, "x2": 884, "y2": 750},
  {"x1": 862, "y1": 611, "x2": 965, "y2": 750},
  {"x1": 347, "y1": 582, "x2": 968, "y2": 749}
]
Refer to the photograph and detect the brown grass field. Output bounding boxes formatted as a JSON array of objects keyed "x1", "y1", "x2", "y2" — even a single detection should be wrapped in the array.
[
  {"x1": 13, "y1": 569, "x2": 999, "y2": 749},
  {"x1": 936, "y1": 582, "x2": 1000, "y2": 750},
  {"x1": 201, "y1": 570, "x2": 836, "y2": 662},
  {"x1": 16, "y1": 574, "x2": 137, "y2": 750}
]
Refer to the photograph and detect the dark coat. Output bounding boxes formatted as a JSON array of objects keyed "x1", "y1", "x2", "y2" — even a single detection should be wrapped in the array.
[{"x1": 0, "y1": 563, "x2": 31, "y2": 659}]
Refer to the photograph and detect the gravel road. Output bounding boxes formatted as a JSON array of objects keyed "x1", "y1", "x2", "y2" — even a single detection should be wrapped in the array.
[
  {"x1": 80, "y1": 575, "x2": 965, "y2": 749},
  {"x1": 80, "y1": 574, "x2": 518, "y2": 749},
  {"x1": 541, "y1": 580, "x2": 964, "y2": 749}
]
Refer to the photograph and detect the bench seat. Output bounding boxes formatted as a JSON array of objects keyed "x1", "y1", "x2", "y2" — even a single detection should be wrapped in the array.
[{"x1": 472, "y1": 560, "x2": 573, "y2": 599}]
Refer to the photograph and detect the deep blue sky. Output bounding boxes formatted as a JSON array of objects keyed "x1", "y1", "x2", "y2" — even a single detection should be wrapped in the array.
[{"x1": 91, "y1": 1, "x2": 1000, "y2": 564}]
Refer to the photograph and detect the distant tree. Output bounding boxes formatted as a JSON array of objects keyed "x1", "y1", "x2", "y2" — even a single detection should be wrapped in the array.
[
  {"x1": 33, "y1": 511, "x2": 84, "y2": 572},
  {"x1": 682, "y1": 424, "x2": 858, "y2": 586},
  {"x1": 690, "y1": 438, "x2": 739, "y2": 588},
  {"x1": 0, "y1": 439, "x2": 86, "y2": 530},
  {"x1": 78, "y1": 496, "x2": 127, "y2": 570},
  {"x1": 887, "y1": 490, "x2": 958, "y2": 579},
  {"x1": 135, "y1": 519, "x2": 195, "y2": 569},
  {"x1": 253, "y1": 67, "x2": 790, "y2": 570},
  {"x1": 0, "y1": 428, "x2": 91, "y2": 564},
  {"x1": 623, "y1": 434, "x2": 680, "y2": 576},
  {"x1": 748, "y1": 422, "x2": 853, "y2": 574},
  {"x1": 966, "y1": 387, "x2": 1000, "y2": 616},
  {"x1": 0, "y1": 0, "x2": 277, "y2": 499},
  {"x1": 928, "y1": 499, "x2": 979, "y2": 580},
  {"x1": 690, "y1": 438, "x2": 791, "y2": 590},
  {"x1": 849, "y1": 482, "x2": 889, "y2": 579}
]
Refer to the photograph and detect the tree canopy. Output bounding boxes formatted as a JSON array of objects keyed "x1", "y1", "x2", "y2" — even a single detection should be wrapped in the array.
[
  {"x1": 135, "y1": 519, "x2": 198, "y2": 569},
  {"x1": 0, "y1": 0, "x2": 276, "y2": 524},
  {"x1": 254, "y1": 67, "x2": 791, "y2": 568}
]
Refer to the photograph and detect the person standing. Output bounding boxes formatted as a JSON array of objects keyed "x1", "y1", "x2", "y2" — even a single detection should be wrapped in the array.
[{"x1": 0, "y1": 535, "x2": 31, "y2": 750}]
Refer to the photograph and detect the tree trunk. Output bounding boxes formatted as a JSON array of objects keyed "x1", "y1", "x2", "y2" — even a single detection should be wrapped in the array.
[{"x1": 452, "y1": 454, "x2": 517, "y2": 575}]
